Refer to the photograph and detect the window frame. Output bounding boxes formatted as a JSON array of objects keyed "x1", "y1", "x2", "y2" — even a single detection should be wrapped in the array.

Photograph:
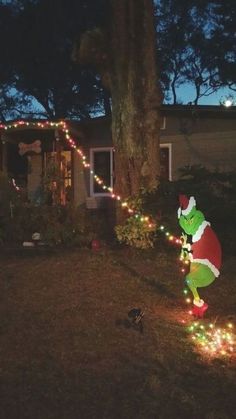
[
  {"x1": 160, "y1": 116, "x2": 166, "y2": 130},
  {"x1": 90, "y1": 147, "x2": 114, "y2": 196}
]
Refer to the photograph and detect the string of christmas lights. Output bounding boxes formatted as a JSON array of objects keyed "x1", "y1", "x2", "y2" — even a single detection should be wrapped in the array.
[
  {"x1": 179, "y1": 249, "x2": 235, "y2": 358},
  {"x1": 1, "y1": 120, "x2": 235, "y2": 359},
  {"x1": 180, "y1": 262, "x2": 235, "y2": 358},
  {"x1": 0, "y1": 120, "x2": 129, "y2": 209},
  {"x1": 186, "y1": 320, "x2": 235, "y2": 358},
  {"x1": 0, "y1": 120, "x2": 199, "y2": 278},
  {"x1": 180, "y1": 292, "x2": 235, "y2": 358},
  {"x1": 0, "y1": 120, "x2": 176, "y2": 230}
]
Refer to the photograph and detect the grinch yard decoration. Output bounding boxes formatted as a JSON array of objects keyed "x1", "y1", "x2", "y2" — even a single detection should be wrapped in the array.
[{"x1": 178, "y1": 195, "x2": 222, "y2": 318}]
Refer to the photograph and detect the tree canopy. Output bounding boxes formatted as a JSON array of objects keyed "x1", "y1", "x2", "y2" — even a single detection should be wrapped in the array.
[
  {"x1": 0, "y1": 0, "x2": 235, "y2": 120},
  {"x1": 0, "y1": 0, "x2": 109, "y2": 120},
  {"x1": 156, "y1": 0, "x2": 236, "y2": 104}
]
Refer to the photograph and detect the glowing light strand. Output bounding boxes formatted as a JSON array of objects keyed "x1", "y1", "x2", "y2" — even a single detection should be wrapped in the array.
[
  {"x1": 1, "y1": 120, "x2": 235, "y2": 359},
  {"x1": 0, "y1": 120, "x2": 186, "y2": 247},
  {"x1": 0, "y1": 120, "x2": 160, "y2": 225},
  {"x1": 0, "y1": 120, "x2": 206, "y2": 280},
  {"x1": 186, "y1": 321, "x2": 235, "y2": 358}
]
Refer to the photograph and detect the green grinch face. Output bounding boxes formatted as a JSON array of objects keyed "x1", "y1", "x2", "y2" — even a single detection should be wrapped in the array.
[{"x1": 179, "y1": 208, "x2": 205, "y2": 235}]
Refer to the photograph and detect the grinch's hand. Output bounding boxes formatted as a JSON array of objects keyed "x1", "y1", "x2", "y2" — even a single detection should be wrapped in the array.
[
  {"x1": 180, "y1": 233, "x2": 191, "y2": 260},
  {"x1": 180, "y1": 248, "x2": 190, "y2": 261},
  {"x1": 180, "y1": 234, "x2": 188, "y2": 247}
]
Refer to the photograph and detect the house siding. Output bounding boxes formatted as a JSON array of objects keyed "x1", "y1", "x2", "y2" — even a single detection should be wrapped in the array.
[
  {"x1": 159, "y1": 107, "x2": 236, "y2": 179},
  {"x1": 1, "y1": 105, "x2": 236, "y2": 207}
]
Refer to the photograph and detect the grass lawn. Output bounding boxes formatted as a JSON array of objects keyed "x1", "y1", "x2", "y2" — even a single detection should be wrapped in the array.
[{"x1": 0, "y1": 244, "x2": 235, "y2": 419}]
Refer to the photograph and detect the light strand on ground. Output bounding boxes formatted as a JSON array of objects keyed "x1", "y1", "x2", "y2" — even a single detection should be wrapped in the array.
[
  {"x1": 186, "y1": 320, "x2": 235, "y2": 358},
  {"x1": 180, "y1": 262, "x2": 235, "y2": 359}
]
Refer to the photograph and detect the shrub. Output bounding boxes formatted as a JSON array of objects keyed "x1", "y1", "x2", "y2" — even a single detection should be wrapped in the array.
[
  {"x1": 115, "y1": 215, "x2": 157, "y2": 249},
  {"x1": 3, "y1": 204, "x2": 92, "y2": 246}
]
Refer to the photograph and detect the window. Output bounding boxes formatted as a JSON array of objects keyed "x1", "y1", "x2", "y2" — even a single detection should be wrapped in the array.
[
  {"x1": 89, "y1": 144, "x2": 171, "y2": 197},
  {"x1": 90, "y1": 148, "x2": 114, "y2": 196},
  {"x1": 160, "y1": 144, "x2": 172, "y2": 180}
]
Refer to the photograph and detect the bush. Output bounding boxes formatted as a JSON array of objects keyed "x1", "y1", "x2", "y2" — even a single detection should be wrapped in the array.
[
  {"x1": 0, "y1": 202, "x2": 90, "y2": 246},
  {"x1": 115, "y1": 215, "x2": 157, "y2": 249},
  {"x1": 1, "y1": 199, "x2": 114, "y2": 247},
  {"x1": 0, "y1": 167, "x2": 111, "y2": 246},
  {"x1": 0, "y1": 171, "x2": 22, "y2": 244}
]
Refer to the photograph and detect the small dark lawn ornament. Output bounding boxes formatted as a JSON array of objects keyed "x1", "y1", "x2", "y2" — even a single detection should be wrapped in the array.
[
  {"x1": 128, "y1": 308, "x2": 145, "y2": 333},
  {"x1": 115, "y1": 308, "x2": 145, "y2": 333}
]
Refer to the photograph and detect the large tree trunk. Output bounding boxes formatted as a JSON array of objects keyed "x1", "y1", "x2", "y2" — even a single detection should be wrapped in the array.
[{"x1": 110, "y1": 0, "x2": 161, "y2": 201}]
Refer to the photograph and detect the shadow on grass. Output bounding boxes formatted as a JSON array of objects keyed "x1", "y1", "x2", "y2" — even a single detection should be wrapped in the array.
[{"x1": 113, "y1": 258, "x2": 176, "y2": 299}]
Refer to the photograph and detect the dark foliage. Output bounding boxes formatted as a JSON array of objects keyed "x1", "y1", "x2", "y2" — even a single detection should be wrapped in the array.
[
  {"x1": 0, "y1": 0, "x2": 235, "y2": 118},
  {"x1": 0, "y1": 0, "x2": 110, "y2": 120},
  {"x1": 156, "y1": 0, "x2": 236, "y2": 103},
  {"x1": 142, "y1": 166, "x2": 236, "y2": 254}
]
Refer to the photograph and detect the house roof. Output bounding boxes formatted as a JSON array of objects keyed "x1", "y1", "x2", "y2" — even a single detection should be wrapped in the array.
[
  {"x1": 161, "y1": 104, "x2": 236, "y2": 119},
  {"x1": 1, "y1": 104, "x2": 236, "y2": 129}
]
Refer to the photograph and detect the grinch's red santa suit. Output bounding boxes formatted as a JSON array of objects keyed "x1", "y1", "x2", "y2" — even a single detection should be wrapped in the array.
[{"x1": 190, "y1": 220, "x2": 222, "y2": 277}]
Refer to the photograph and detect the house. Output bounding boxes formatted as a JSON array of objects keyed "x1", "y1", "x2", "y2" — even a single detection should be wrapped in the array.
[{"x1": 0, "y1": 105, "x2": 236, "y2": 209}]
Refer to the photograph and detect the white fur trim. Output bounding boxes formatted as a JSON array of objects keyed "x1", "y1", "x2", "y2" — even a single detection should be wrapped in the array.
[
  {"x1": 192, "y1": 221, "x2": 210, "y2": 243},
  {"x1": 194, "y1": 299, "x2": 204, "y2": 307},
  {"x1": 189, "y1": 255, "x2": 220, "y2": 277},
  {"x1": 181, "y1": 196, "x2": 196, "y2": 216},
  {"x1": 177, "y1": 207, "x2": 181, "y2": 219}
]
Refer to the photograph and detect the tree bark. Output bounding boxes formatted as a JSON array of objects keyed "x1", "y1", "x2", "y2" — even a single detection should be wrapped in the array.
[{"x1": 109, "y1": 0, "x2": 161, "y2": 201}]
